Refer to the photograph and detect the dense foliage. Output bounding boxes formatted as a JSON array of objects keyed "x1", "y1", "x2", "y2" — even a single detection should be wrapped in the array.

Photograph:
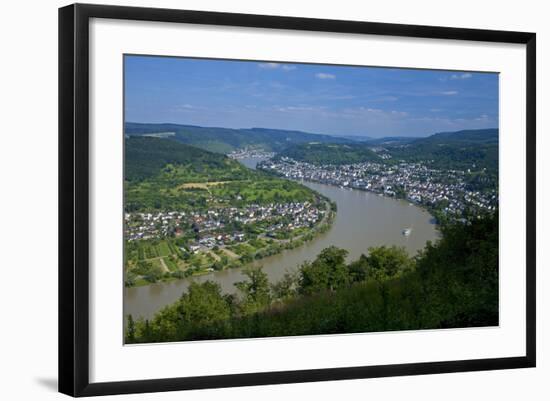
[
  {"x1": 126, "y1": 212, "x2": 498, "y2": 343},
  {"x1": 387, "y1": 129, "x2": 498, "y2": 175}
]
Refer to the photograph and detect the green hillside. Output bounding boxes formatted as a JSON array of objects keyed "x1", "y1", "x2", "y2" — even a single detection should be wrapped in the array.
[
  {"x1": 125, "y1": 136, "x2": 317, "y2": 212},
  {"x1": 125, "y1": 136, "x2": 246, "y2": 182},
  {"x1": 125, "y1": 122, "x2": 353, "y2": 153},
  {"x1": 277, "y1": 128, "x2": 498, "y2": 173},
  {"x1": 387, "y1": 128, "x2": 498, "y2": 173},
  {"x1": 417, "y1": 128, "x2": 498, "y2": 145},
  {"x1": 277, "y1": 142, "x2": 381, "y2": 165}
]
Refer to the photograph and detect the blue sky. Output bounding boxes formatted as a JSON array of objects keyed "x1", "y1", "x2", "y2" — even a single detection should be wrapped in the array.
[{"x1": 124, "y1": 55, "x2": 498, "y2": 138}]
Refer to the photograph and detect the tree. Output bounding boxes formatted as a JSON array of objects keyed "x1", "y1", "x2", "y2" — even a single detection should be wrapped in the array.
[
  {"x1": 178, "y1": 282, "x2": 230, "y2": 323},
  {"x1": 124, "y1": 271, "x2": 137, "y2": 287},
  {"x1": 415, "y1": 210, "x2": 498, "y2": 327},
  {"x1": 235, "y1": 267, "x2": 271, "y2": 314},
  {"x1": 347, "y1": 254, "x2": 369, "y2": 282},
  {"x1": 144, "y1": 281, "x2": 231, "y2": 340},
  {"x1": 300, "y1": 246, "x2": 350, "y2": 294},
  {"x1": 133, "y1": 260, "x2": 164, "y2": 283},
  {"x1": 126, "y1": 314, "x2": 136, "y2": 343},
  {"x1": 143, "y1": 319, "x2": 152, "y2": 342},
  {"x1": 365, "y1": 246, "x2": 412, "y2": 281},
  {"x1": 271, "y1": 271, "x2": 299, "y2": 300}
]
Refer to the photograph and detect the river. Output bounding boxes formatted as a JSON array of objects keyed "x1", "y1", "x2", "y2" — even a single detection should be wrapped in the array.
[{"x1": 124, "y1": 157, "x2": 438, "y2": 320}]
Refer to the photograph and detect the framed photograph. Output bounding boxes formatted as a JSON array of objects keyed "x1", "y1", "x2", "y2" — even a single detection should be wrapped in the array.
[{"x1": 59, "y1": 3, "x2": 536, "y2": 397}]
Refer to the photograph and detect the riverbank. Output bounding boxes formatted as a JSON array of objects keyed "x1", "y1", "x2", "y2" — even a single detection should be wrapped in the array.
[
  {"x1": 258, "y1": 156, "x2": 496, "y2": 227},
  {"x1": 259, "y1": 164, "x2": 441, "y2": 228},
  {"x1": 126, "y1": 198, "x2": 336, "y2": 288},
  {"x1": 300, "y1": 177, "x2": 440, "y2": 227},
  {"x1": 125, "y1": 181, "x2": 438, "y2": 319},
  {"x1": 127, "y1": 211, "x2": 497, "y2": 344}
]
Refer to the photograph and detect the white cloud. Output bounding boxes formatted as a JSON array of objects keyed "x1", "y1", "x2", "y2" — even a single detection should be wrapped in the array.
[
  {"x1": 451, "y1": 73, "x2": 472, "y2": 80},
  {"x1": 276, "y1": 105, "x2": 326, "y2": 113},
  {"x1": 315, "y1": 73, "x2": 336, "y2": 80},
  {"x1": 343, "y1": 107, "x2": 382, "y2": 114},
  {"x1": 258, "y1": 62, "x2": 280, "y2": 69},
  {"x1": 341, "y1": 107, "x2": 409, "y2": 119},
  {"x1": 440, "y1": 90, "x2": 458, "y2": 96},
  {"x1": 258, "y1": 63, "x2": 296, "y2": 71},
  {"x1": 171, "y1": 103, "x2": 197, "y2": 112}
]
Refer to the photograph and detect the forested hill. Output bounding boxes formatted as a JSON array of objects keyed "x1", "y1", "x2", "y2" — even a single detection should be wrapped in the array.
[
  {"x1": 416, "y1": 128, "x2": 498, "y2": 145},
  {"x1": 125, "y1": 122, "x2": 352, "y2": 154},
  {"x1": 276, "y1": 142, "x2": 381, "y2": 165},
  {"x1": 388, "y1": 128, "x2": 498, "y2": 173},
  {"x1": 124, "y1": 136, "x2": 318, "y2": 212},
  {"x1": 125, "y1": 136, "x2": 253, "y2": 182},
  {"x1": 277, "y1": 128, "x2": 498, "y2": 172},
  {"x1": 126, "y1": 124, "x2": 498, "y2": 173}
]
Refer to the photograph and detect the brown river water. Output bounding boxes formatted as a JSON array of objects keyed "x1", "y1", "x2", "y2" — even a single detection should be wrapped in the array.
[{"x1": 124, "y1": 158, "x2": 438, "y2": 320}]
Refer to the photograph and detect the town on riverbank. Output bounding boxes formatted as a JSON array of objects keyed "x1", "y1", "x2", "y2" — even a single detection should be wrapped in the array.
[
  {"x1": 258, "y1": 156, "x2": 497, "y2": 223},
  {"x1": 124, "y1": 196, "x2": 336, "y2": 287},
  {"x1": 125, "y1": 143, "x2": 498, "y2": 287}
]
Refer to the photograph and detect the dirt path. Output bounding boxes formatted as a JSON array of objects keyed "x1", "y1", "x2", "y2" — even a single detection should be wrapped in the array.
[
  {"x1": 220, "y1": 248, "x2": 239, "y2": 259},
  {"x1": 207, "y1": 250, "x2": 221, "y2": 261},
  {"x1": 159, "y1": 257, "x2": 170, "y2": 273},
  {"x1": 177, "y1": 180, "x2": 245, "y2": 193}
]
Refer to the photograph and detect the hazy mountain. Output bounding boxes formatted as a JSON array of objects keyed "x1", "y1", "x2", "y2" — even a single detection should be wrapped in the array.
[
  {"x1": 413, "y1": 128, "x2": 498, "y2": 145},
  {"x1": 125, "y1": 122, "x2": 353, "y2": 153}
]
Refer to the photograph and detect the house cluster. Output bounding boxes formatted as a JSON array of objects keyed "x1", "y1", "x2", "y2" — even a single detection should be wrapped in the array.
[
  {"x1": 124, "y1": 211, "x2": 186, "y2": 241},
  {"x1": 227, "y1": 147, "x2": 275, "y2": 160},
  {"x1": 124, "y1": 201, "x2": 324, "y2": 248},
  {"x1": 259, "y1": 157, "x2": 497, "y2": 218}
]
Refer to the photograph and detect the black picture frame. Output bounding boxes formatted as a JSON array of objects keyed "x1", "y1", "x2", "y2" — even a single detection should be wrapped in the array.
[{"x1": 59, "y1": 3, "x2": 536, "y2": 397}]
